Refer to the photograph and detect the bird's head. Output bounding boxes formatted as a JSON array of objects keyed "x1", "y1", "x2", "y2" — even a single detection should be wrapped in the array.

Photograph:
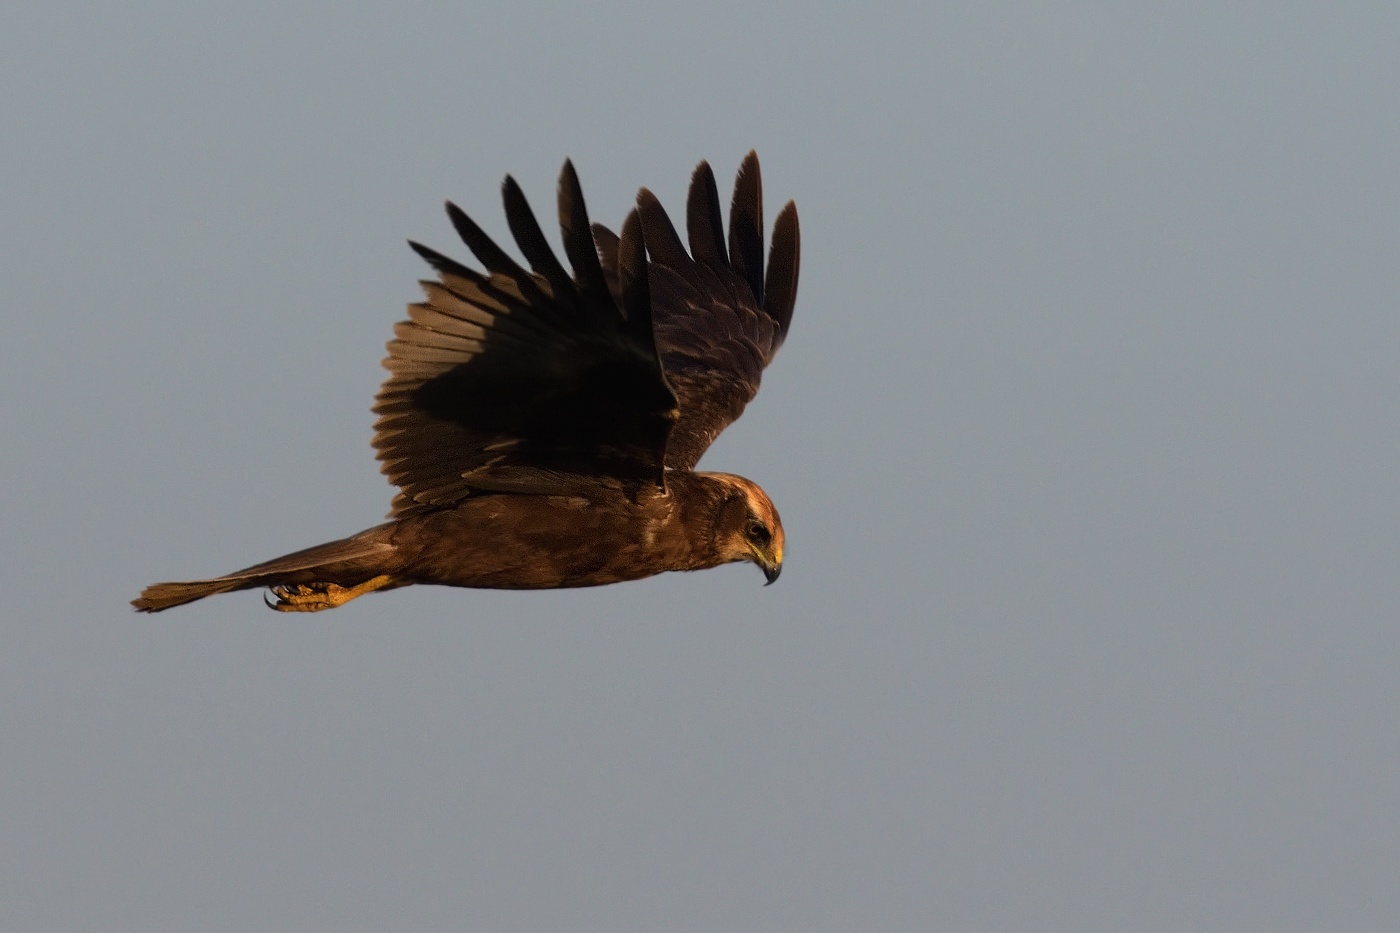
[{"x1": 704, "y1": 473, "x2": 785, "y2": 584}]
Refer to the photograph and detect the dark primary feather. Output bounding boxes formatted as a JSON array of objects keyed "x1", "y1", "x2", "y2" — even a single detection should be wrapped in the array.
[
  {"x1": 376, "y1": 165, "x2": 678, "y2": 517},
  {"x1": 685, "y1": 162, "x2": 728, "y2": 266},
  {"x1": 727, "y1": 151, "x2": 767, "y2": 307},
  {"x1": 762, "y1": 202, "x2": 801, "y2": 337},
  {"x1": 558, "y1": 160, "x2": 618, "y2": 320},
  {"x1": 599, "y1": 151, "x2": 801, "y2": 469},
  {"x1": 501, "y1": 175, "x2": 574, "y2": 302}
]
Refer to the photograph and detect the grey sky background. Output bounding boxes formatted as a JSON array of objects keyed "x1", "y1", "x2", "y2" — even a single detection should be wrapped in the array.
[{"x1": 4, "y1": 3, "x2": 1399, "y2": 930}]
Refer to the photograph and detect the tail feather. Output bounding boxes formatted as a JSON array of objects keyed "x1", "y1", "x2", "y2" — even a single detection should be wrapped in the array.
[
  {"x1": 132, "y1": 527, "x2": 398, "y2": 613},
  {"x1": 132, "y1": 577, "x2": 255, "y2": 612}
]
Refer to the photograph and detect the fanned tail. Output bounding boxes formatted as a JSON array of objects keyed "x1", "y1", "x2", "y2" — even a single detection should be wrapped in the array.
[{"x1": 132, "y1": 526, "x2": 399, "y2": 613}]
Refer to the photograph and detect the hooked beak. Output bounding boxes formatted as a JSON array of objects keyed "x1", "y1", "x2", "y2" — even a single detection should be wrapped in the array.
[{"x1": 760, "y1": 556, "x2": 782, "y2": 586}]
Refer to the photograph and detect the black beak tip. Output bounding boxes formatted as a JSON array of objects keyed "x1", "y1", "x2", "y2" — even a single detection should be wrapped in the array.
[{"x1": 763, "y1": 563, "x2": 782, "y2": 586}]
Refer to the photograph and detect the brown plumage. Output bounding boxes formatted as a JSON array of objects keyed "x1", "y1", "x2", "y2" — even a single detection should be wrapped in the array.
[{"x1": 133, "y1": 153, "x2": 798, "y2": 613}]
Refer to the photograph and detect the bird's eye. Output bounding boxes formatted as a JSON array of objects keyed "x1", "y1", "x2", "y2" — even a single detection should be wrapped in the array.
[{"x1": 745, "y1": 521, "x2": 770, "y2": 546}]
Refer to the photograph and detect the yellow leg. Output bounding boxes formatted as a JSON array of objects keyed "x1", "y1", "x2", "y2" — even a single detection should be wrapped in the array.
[{"x1": 265, "y1": 574, "x2": 397, "y2": 613}]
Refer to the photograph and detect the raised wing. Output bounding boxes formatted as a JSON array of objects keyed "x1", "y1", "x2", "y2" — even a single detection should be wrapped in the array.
[
  {"x1": 595, "y1": 152, "x2": 800, "y2": 470},
  {"x1": 374, "y1": 162, "x2": 678, "y2": 518}
]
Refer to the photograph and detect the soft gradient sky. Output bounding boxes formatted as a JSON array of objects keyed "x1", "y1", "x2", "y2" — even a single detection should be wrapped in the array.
[{"x1": 4, "y1": 3, "x2": 1399, "y2": 930}]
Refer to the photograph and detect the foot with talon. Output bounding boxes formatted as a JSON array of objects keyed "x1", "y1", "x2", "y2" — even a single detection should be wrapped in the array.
[{"x1": 264, "y1": 575, "x2": 396, "y2": 612}]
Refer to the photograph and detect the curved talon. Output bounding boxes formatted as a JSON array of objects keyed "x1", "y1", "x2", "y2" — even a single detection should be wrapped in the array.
[
  {"x1": 265, "y1": 582, "x2": 323, "y2": 612},
  {"x1": 261, "y1": 575, "x2": 397, "y2": 613}
]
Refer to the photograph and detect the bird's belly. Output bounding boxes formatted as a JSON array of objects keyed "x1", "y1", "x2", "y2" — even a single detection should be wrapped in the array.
[{"x1": 394, "y1": 495, "x2": 674, "y2": 590}]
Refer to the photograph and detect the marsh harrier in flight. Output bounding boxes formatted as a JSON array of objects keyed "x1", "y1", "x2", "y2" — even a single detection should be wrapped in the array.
[{"x1": 134, "y1": 153, "x2": 798, "y2": 612}]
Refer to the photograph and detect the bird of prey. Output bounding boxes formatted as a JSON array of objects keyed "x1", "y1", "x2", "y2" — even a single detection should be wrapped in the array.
[{"x1": 133, "y1": 152, "x2": 799, "y2": 613}]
